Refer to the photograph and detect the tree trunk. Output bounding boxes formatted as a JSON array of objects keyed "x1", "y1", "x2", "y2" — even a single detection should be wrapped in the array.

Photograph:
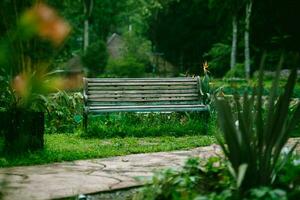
[
  {"x1": 83, "y1": 19, "x2": 89, "y2": 51},
  {"x1": 244, "y1": 0, "x2": 252, "y2": 79},
  {"x1": 230, "y1": 15, "x2": 238, "y2": 69},
  {"x1": 83, "y1": 0, "x2": 93, "y2": 52}
]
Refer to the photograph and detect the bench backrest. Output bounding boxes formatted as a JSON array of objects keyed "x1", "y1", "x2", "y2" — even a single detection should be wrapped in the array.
[{"x1": 83, "y1": 77, "x2": 203, "y2": 107}]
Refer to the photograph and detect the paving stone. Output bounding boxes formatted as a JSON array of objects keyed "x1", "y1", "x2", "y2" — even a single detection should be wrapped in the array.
[{"x1": 0, "y1": 139, "x2": 298, "y2": 200}]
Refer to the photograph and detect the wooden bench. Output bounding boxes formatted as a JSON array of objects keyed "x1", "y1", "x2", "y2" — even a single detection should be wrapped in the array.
[{"x1": 83, "y1": 77, "x2": 210, "y2": 132}]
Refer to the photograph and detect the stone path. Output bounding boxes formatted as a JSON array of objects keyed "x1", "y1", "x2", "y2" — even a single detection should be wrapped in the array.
[
  {"x1": 0, "y1": 138, "x2": 299, "y2": 200},
  {"x1": 0, "y1": 145, "x2": 222, "y2": 200}
]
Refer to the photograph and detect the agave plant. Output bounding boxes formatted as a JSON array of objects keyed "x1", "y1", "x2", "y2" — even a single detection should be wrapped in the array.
[{"x1": 214, "y1": 57, "x2": 300, "y2": 193}]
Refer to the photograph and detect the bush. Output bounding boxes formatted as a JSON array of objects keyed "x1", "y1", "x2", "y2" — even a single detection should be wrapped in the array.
[
  {"x1": 105, "y1": 56, "x2": 145, "y2": 78},
  {"x1": 134, "y1": 155, "x2": 300, "y2": 200},
  {"x1": 224, "y1": 63, "x2": 245, "y2": 78},
  {"x1": 122, "y1": 32, "x2": 151, "y2": 66},
  {"x1": 203, "y1": 43, "x2": 231, "y2": 77},
  {"x1": 45, "y1": 91, "x2": 83, "y2": 133},
  {"x1": 81, "y1": 40, "x2": 108, "y2": 77},
  {"x1": 134, "y1": 157, "x2": 233, "y2": 200}
]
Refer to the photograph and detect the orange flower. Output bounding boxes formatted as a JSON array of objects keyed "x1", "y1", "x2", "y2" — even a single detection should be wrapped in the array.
[
  {"x1": 21, "y1": 3, "x2": 71, "y2": 46},
  {"x1": 203, "y1": 61, "x2": 209, "y2": 73},
  {"x1": 12, "y1": 73, "x2": 29, "y2": 98}
]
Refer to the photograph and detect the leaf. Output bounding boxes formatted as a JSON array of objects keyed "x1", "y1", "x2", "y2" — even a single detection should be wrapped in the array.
[
  {"x1": 256, "y1": 53, "x2": 266, "y2": 157},
  {"x1": 215, "y1": 98, "x2": 241, "y2": 169},
  {"x1": 264, "y1": 53, "x2": 283, "y2": 142},
  {"x1": 236, "y1": 163, "x2": 248, "y2": 188}
]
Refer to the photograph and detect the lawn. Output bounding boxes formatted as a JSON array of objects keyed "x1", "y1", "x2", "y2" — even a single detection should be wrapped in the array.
[
  {"x1": 211, "y1": 78, "x2": 300, "y2": 98},
  {"x1": 0, "y1": 134, "x2": 215, "y2": 167}
]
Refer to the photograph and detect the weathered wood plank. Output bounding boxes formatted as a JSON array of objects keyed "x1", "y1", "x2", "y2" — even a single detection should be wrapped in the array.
[
  {"x1": 88, "y1": 104, "x2": 208, "y2": 113},
  {"x1": 87, "y1": 89, "x2": 198, "y2": 95},
  {"x1": 88, "y1": 82, "x2": 197, "y2": 86},
  {"x1": 87, "y1": 101, "x2": 202, "y2": 106},
  {"x1": 87, "y1": 78, "x2": 197, "y2": 82},
  {"x1": 87, "y1": 85, "x2": 197, "y2": 90},
  {"x1": 88, "y1": 93, "x2": 199, "y2": 98},
  {"x1": 87, "y1": 97, "x2": 199, "y2": 102},
  {"x1": 88, "y1": 107, "x2": 208, "y2": 113},
  {"x1": 89, "y1": 104, "x2": 206, "y2": 109}
]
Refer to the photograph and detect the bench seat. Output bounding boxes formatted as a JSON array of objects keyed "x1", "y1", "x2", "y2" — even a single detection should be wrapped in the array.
[{"x1": 83, "y1": 77, "x2": 209, "y2": 131}]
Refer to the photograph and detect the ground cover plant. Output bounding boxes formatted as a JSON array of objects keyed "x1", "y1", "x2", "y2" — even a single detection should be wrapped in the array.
[
  {"x1": 0, "y1": 134, "x2": 215, "y2": 167},
  {"x1": 45, "y1": 91, "x2": 83, "y2": 134},
  {"x1": 211, "y1": 78, "x2": 300, "y2": 98},
  {"x1": 133, "y1": 66, "x2": 300, "y2": 199},
  {"x1": 134, "y1": 154, "x2": 300, "y2": 200},
  {"x1": 85, "y1": 112, "x2": 212, "y2": 138}
]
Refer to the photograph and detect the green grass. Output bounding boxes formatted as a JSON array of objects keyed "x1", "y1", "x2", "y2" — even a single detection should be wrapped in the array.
[
  {"x1": 0, "y1": 134, "x2": 215, "y2": 167},
  {"x1": 84, "y1": 112, "x2": 210, "y2": 138},
  {"x1": 211, "y1": 78, "x2": 300, "y2": 98}
]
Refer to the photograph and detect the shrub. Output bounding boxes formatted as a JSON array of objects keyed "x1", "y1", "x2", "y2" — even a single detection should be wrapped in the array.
[
  {"x1": 45, "y1": 91, "x2": 83, "y2": 133},
  {"x1": 274, "y1": 154, "x2": 300, "y2": 199},
  {"x1": 203, "y1": 43, "x2": 231, "y2": 77},
  {"x1": 247, "y1": 187, "x2": 288, "y2": 200},
  {"x1": 133, "y1": 157, "x2": 233, "y2": 200},
  {"x1": 224, "y1": 63, "x2": 245, "y2": 78},
  {"x1": 105, "y1": 56, "x2": 145, "y2": 78},
  {"x1": 122, "y1": 32, "x2": 151, "y2": 66},
  {"x1": 81, "y1": 40, "x2": 108, "y2": 77}
]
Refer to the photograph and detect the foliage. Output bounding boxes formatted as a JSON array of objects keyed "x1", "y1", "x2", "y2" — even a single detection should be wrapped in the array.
[
  {"x1": 0, "y1": 2, "x2": 73, "y2": 111},
  {"x1": 122, "y1": 31, "x2": 152, "y2": 65},
  {"x1": 0, "y1": 134, "x2": 215, "y2": 167},
  {"x1": 0, "y1": 77, "x2": 13, "y2": 112},
  {"x1": 145, "y1": 0, "x2": 223, "y2": 73},
  {"x1": 204, "y1": 43, "x2": 231, "y2": 77},
  {"x1": 45, "y1": 91, "x2": 83, "y2": 134},
  {"x1": 247, "y1": 187, "x2": 288, "y2": 200},
  {"x1": 105, "y1": 56, "x2": 145, "y2": 78},
  {"x1": 133, "y1": 157, "x2": 233, "y2": 200},
  {"x1": 81, "y1": 40, "x2": 109, "y2": 77},
  {"x1": 201, "y1": 62, "x2": 212, "y2": 105},
  {"x1": 274, "y1": 154, "x2": 300, "y2": 199},
  {"x1": 224, "y1": 63, "x2": 245, "y2": 78},
  {"x1": 46, "y1": 0, "x2": 128, "y2": 61},
  {"x1": 210, "y1": 79, "x2": 300, "y2": 98},
  {"x1": 214, "y1": 66, "x2": 300, "y2": 193},
  {"x1": 84, "y1": 112, "x2": 211, "y2": 138},
  {"x1": 134, "y1": 152, "x2": 300, "y2": 200}
]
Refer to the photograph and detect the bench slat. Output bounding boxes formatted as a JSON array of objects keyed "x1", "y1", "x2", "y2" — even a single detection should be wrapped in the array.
[
  {"x1": 87, "y1": 89, "x2": 198, "y2": 95},
  {"x1": 87, "y1": 78, "x2": 197, "y2": 82},
  {"x1": 87, "y1": 97, "x2": 199, "y2": 102},
  {"x1": 87, "y1": 82, "x2": 197, "y2": 86},
  {"x1": 87, "y1": 101, "x2": 202, "y2": 106},
  {"x1": 88, "y1": 104, "x2": 208, "y2": 113},
  {"x1": 87, "y1": 85, "x2": 197, "y2": 90},
  {"x1": 87, "y1": 93, "x2": 198, "y2": 98},
  {"x1": 89, "y1": 104, "x2": 206, "y2": 109}
]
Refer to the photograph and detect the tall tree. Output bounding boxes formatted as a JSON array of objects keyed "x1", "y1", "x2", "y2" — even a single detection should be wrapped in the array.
[
  {"x1": 230, "y1": 15, "x2": 238, "y2": 69},
  {"x1": 146, "y1": 0, "x2": 221, "y2": 73},
  {"x1": 82, "y1": 0, "x2": 93, "y2": 51},
  {"x1": 209, "y1": 0, "x2": 244, "y2": 69},
  {"x1": 244, "y1": 0, "x2": 252, "y2": 79}
]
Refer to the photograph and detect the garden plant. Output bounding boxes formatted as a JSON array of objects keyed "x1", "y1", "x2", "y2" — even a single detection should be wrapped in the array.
[
  {"x1": 0, "y1": 2, "x2": 79, "y2": 154},
  {"x1": 134, "y1": 62, "x2": 300, "y2": 199}
]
